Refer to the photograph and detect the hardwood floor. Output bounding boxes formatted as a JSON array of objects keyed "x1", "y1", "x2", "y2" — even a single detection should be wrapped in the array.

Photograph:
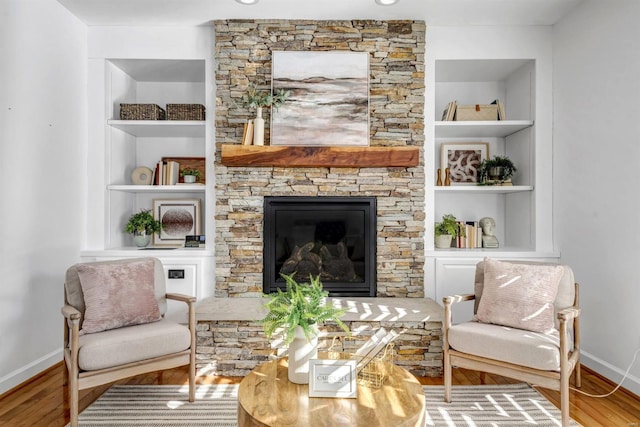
[{"x1": 0, "y1": 362, "x2": 638, "y2": 427}]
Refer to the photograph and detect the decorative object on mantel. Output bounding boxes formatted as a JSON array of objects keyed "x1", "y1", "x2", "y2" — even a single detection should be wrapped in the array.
[
  {"x1": 478, "y1": 155, "x2": 517, "y2": 186},
  {"x1": 261, "y1": 273, "x2": 349, "y2": 384},
  {"x1": 125, "y1": 209, "x2": 162, "y2": 247},
  {"x1": 434, "y1": 214, "x2": 464, "y2": 249},
  {"x1": 220, "y1": 144, "x2": 419, "y2": 168},
  {"x1": 271, "y1": 51, "x2": 369, "y2": 147},
  {"x1": 241, "y1": 82, "x2": 289, "y2": 146}
]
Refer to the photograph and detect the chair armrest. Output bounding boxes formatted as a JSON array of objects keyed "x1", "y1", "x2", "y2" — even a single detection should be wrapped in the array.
[
  {"x1": 166, "y1": 293, "x2": 196, "y2": 304},
  {"x1": 61, "y1": 304, "x2": 81, "y2": 321},
  {"x1": 557, "y1": 307, "x2": 581, "y2": 321},
  {"x1": 443, "y1": 293, "x2": 475, "y2": 307}
]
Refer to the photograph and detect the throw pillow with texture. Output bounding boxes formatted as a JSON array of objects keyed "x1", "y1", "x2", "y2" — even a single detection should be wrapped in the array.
[
  {"x1": 476, "y1": 258, "x2": 564, "y2": 333},
  {"x1": 77, "y1": 258, "x2": 161, "y2": 334}
]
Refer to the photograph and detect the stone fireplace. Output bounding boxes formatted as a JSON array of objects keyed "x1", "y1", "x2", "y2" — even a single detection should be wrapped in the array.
[{"x1": 197, "y1": 20, "x2": 442, "y2": 378}]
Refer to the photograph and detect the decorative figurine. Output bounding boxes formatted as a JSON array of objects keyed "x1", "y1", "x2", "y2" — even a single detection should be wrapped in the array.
[{"x1": 479, "y1": 217, "x2": 499, "y2": 248}]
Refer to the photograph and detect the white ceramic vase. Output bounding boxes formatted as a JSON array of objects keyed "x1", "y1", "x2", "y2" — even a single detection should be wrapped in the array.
[
  {"x1": 435, "y1": 234, "x2": 453, "y2": 249},
  {"x1": 183, "y1": 175, "x2": 196, "y2": 183},
  {"x1": 253, "y1": 107, "x2": 265, "y2": 146},
  {"x1": 288, "y1": 325, "x2": 318, "y2": 384},
  {"x1": 133, "y1": 231, "x2": 151, "y2": 247}
]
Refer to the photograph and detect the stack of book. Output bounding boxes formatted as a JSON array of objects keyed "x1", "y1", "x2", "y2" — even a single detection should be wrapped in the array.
[
  {"x1": 153, "y1": 160, "x2": 180, "y2": 185},
  {"x1": 440, "y1": 99, "x2": 506, "y2": 121},
  {"x1": 456, "y1": 221, "x2": 483, "y2": 249}
]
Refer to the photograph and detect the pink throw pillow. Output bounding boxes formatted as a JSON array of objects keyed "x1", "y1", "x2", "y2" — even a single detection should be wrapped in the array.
[
  {"x1": 476, "y1": 258, "x2": 564, "y2": 333},
  {"x1": 77, "y1": 259, "x2": 161, "y2": 334}
]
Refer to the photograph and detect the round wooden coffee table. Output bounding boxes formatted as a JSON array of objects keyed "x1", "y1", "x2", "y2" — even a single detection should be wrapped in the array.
[{"x1": 237, "y1": 357, "x2": 425, "y2": 427}]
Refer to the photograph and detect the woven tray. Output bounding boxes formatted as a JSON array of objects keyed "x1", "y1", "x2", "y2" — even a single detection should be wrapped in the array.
[
  {"x1": 120, "y1": 104, "x2": 166, "y2": 120},
  {"x1": 166, "y1": 104, "x2": 205, "y2": 121}
]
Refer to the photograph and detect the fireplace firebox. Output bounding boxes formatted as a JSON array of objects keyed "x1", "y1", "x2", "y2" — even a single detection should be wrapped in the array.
[{"x1": 263, "y1": 196, "x2": 376, "y2": 297}]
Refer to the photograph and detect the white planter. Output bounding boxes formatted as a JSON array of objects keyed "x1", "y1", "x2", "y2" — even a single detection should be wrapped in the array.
[
  {"x1": 183, "y1": 175, "x2": 196, "y2": 183},
  {"x1": 133, "y1": 232, "x2": 151, "y2": 247},
  {"x1": 288, "y1": 325, "x2": 318, "y2": 384},
  {"x1": 435, "y1": 234, "x2": 453, "y2": 249}
]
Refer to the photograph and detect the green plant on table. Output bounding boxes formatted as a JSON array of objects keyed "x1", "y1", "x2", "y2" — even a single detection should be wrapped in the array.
[
  {"x1": 125, "y1": 209, "x2": 162, "y2": 235},
  {"x1": 261, "y1": 273, "x2": 349, "y2": 345}
]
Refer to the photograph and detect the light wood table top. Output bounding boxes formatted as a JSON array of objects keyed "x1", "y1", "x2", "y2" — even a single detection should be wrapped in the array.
[{"x1": 237, "y1": 357, "x2": 425, "y2": 427}]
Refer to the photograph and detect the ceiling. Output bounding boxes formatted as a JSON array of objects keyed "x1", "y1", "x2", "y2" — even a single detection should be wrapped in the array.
[{"x1": 57, "y1": 0, "x2": 584, "y2": 27}]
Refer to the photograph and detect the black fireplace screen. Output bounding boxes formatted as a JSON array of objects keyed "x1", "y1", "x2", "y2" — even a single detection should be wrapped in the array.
[{"x1": 263, "y1": 196, "x2": 376, "y2": 297}]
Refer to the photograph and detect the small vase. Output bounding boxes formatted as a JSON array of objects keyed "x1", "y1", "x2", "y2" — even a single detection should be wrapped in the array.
[
  {"x1": 444, "y1": 168, "x2": 451, "y2": 186},
  {"x1": 435, "y1": 234, "x2": 453, "y2": 249},
  {"x1": 253, "y1": 107, "x2": 265, "y2": 146},
  {"x1": 288, "y1": 325, "x2": 318, "y2": 384},
  {"x1": 436, "y1": 168, "x2": 443, "y2": 186},
  {"x1": 133, "y1": 232, "x2": 151, "y2": 248}
]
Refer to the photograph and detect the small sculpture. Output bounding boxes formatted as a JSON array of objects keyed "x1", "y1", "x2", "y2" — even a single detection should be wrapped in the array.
[{"x1": 479, "y1": 217, "x2": 499, "y2": 248}]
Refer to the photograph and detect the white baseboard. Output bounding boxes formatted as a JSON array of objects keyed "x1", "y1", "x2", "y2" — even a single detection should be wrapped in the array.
[
  {"x1": 0, "y1": 349, "x2": 62, "y2": 395},
  {"x1": 581, "y1": 350, "x2": 640, "y2": 397}
]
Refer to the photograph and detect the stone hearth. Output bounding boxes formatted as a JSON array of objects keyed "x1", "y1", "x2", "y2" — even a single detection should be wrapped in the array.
[{"x1": 196, "y1": 297, "x2": 443, "y2": 377}]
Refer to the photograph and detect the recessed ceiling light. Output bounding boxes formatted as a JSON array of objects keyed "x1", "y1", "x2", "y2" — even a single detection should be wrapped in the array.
[
  {"x1": 375, "y1": 0, "x2": 399, "y2": 5},
  {"x1": 236, "y1": 0, "x2": 259, "y2": 4}
]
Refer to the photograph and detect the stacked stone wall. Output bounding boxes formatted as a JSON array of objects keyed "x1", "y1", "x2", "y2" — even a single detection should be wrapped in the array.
[{"x1": 214, "y1": 20, "x2": 426, "y2": 299}]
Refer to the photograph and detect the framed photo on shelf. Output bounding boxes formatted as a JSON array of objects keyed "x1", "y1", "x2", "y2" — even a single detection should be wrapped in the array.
[
  {"x1": 270, "y1": 51, "x2": 369, "y2": 147},
  {"x1": 308, "y1": 359, "x2": 357, "y2": 398},
  {"x1": 152, "y1": 199, "x2": 201, "y2": 246},
  {"x1": 440, "y1": 142, "x2": 489, "y2": 185}
]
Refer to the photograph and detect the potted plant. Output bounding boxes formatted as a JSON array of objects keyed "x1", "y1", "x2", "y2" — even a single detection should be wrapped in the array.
[
  {"x1": 125, "y1": 209, "x2": 162, "y2": 247},
  {"x1": 180, "y1": 167, "x2": 201, "y2": 183},
  {"x1": 434, "y1": 214, "x2": 464, "y2": 249},
  {"x1": 262, "y1": 273, "x2": 349, "y2": 384},
  {"x1": 478, "y1": 155, "x2": 517, "y2": 184},
  {"x1": 241, "y1": 82, "x2": 290, "y2": 146}
]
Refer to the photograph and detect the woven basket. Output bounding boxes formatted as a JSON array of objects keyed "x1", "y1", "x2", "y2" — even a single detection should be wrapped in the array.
[
  {"x1": 166, "y1": 104, "x2": 205, "y2": 121},
  {"x1": 455, "y1": 104, "x2": 498, "y2": 121},
  {"x1": 119, "y1": 104, "x2": 166, "y2": 120}
]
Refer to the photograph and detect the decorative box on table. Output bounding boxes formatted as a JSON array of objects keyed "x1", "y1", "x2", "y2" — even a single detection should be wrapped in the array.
[
  {"x1": 166, "y1": 104, "x2": 206, "y2": 120},
  {"x1": 119, "y1": 104, "x2": 166, "y2": 120}
]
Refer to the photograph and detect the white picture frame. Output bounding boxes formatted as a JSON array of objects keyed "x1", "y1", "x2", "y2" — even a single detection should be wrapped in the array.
[
  {"x1": 440, "y1": 142, "x2": 489, "y2": 185},
  {"x1": 152, "y1": 198, "x2": 201, "y2": 246},
  {"x1": 308, "y1": 359, "x2": 357, "y2": 399}
]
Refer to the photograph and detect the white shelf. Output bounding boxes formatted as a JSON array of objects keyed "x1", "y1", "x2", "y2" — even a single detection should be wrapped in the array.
[
  {"x1": 81, "y1": 247, "x2": 214, "y2": 257},
  {"x1": 426, "y1": 248, "x2": 560, "y2": 258},
  {"x1": 107, "y1": 120, "x2": 206, "y2": 138},
  {"x1": 435, "y1": 185, "x2": 533, "y2": 194},
  {"x1": 434, "y1": 120, "x2": 533, "y2": 138},
  {"x1": 108, "y1": 184, "x2": 206, "y2": 192}
]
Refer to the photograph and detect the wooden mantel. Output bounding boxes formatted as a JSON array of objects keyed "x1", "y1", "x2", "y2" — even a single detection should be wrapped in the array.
[{"x1": 220, "y1": 144, "x2": 420, "y2": 168}]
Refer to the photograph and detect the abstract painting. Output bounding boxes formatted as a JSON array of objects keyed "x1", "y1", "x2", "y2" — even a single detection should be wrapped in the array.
[
  {"x1": 440, "y1": 142, "x2": 489, "y2": 184},
  {"x1": 152, "y1": 199, "x2": 201, "y2": 246},
  {"x1": 271, "y1": 51, "x2": 369, "y2": 146}
]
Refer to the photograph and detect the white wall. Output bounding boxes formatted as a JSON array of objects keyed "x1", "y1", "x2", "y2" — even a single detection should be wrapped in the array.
[
  {"x1": 553, "y1": 0, "x2": 640, "y2": 395},
  {"x1": 0, "y1": 0, "x2": 87, "y2": 393}
]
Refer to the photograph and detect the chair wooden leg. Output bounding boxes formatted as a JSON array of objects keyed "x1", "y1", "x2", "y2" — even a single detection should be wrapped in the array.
[
  {"x1": 189, "y1": 348, "x2": 196, "y2": 402},
  {"x1": 575, "y1": 359, "x2": 582, "y2": 388},
  {"x1": 443, "y1": 352, "x2": 452, "y2": 403},
  {"x1": 560, "y1": 370, "x2": 570, "y2": 427},
  {"x1": 68, "y1": 371, "x2": 79, "y2": 427}
]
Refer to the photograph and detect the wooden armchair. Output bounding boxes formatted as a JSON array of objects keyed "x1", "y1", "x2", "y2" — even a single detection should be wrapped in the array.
[
  {"x1": 61, "y1": 257, "x2": 196, "y2": 427},
  {"x1": 443, "y1": 259, "x2": 581, "y2": 427}
]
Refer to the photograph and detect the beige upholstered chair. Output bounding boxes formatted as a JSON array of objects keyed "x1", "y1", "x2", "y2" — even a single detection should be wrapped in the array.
[
  {"x1": 61, "y1": 257, "x2": 196, "y2": 427},
  {"x1": 443, "y1": 259, "x2": 581, "y2": 427}
]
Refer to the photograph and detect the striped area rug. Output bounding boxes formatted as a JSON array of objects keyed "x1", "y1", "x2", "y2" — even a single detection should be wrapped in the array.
[{"x1": 72, "y1": 383, "x2": 580, "y2": 426}]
